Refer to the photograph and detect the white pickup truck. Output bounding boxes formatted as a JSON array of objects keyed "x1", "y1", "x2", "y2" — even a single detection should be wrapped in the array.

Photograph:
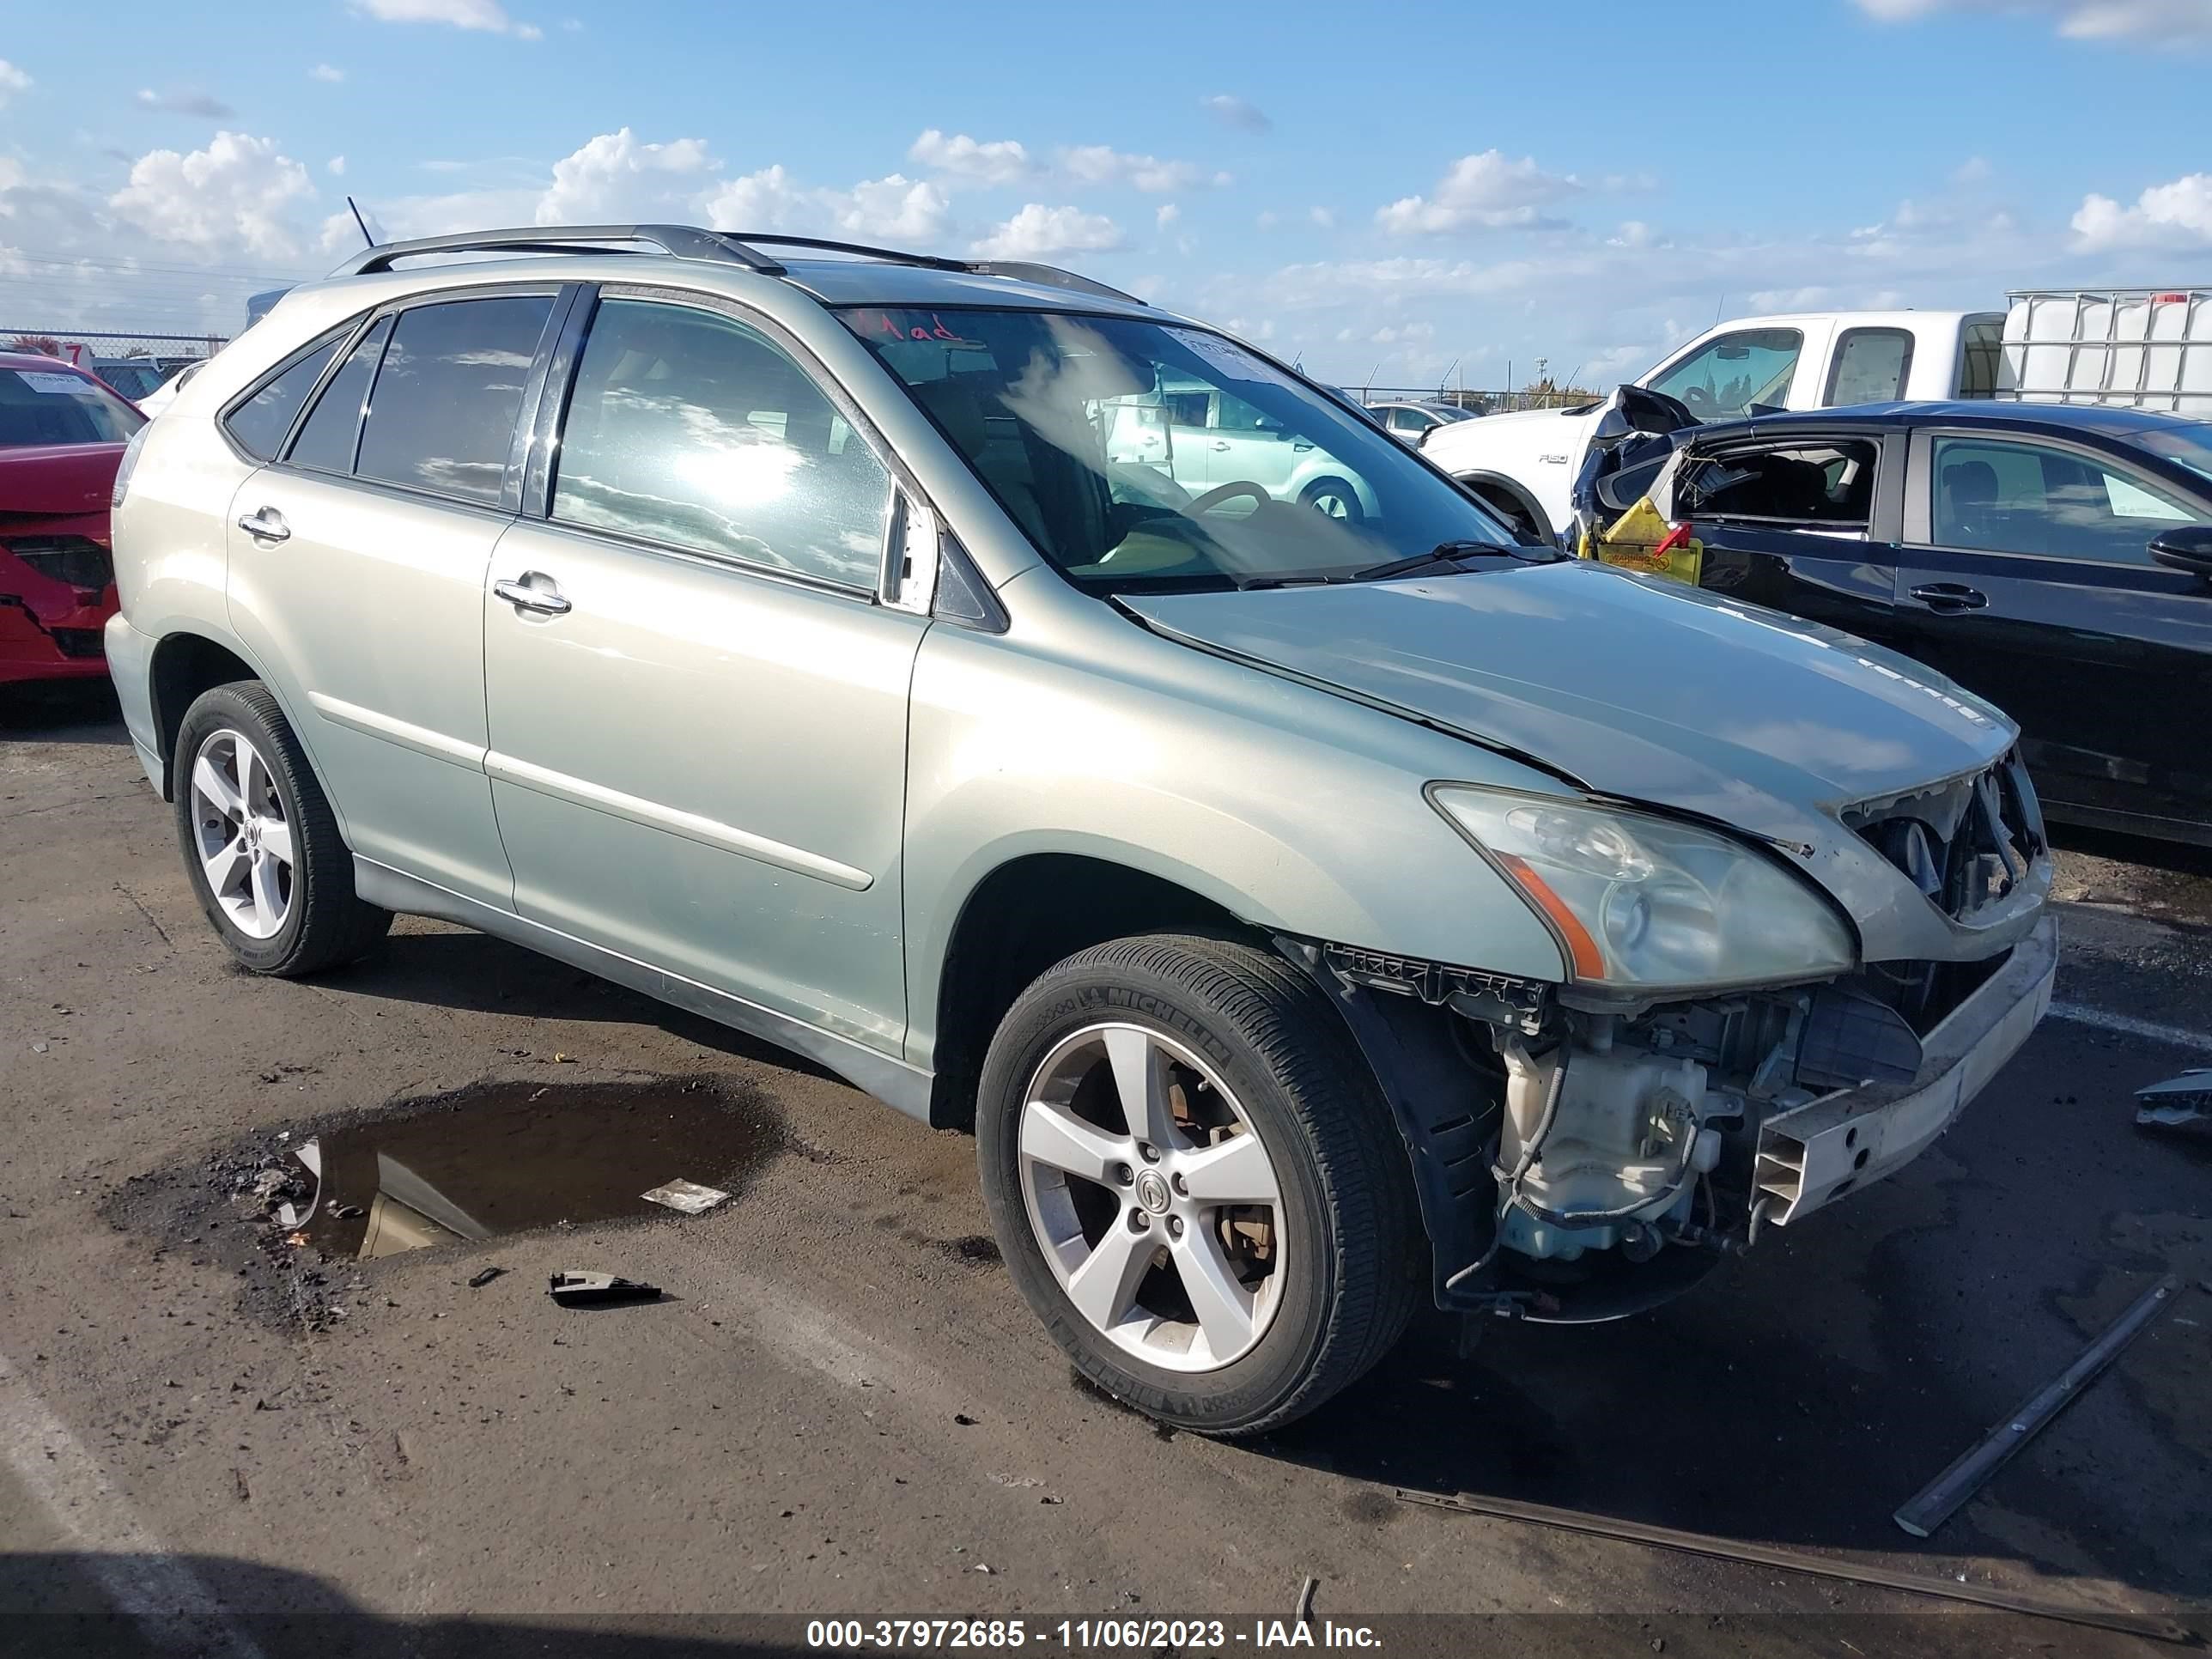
[
  {"x1": 1429, "y1": 287, "x2": 2212, "y2": 542},
  {"x1": 1424, "y1": 310, "x2": 2005, "y2": 541}
]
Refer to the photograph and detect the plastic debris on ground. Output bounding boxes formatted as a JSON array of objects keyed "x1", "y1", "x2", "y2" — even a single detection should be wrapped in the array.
[
  {"x1": 547, "y1": 1271, "x2": 662, "y2": 1306},
  {"x1": 2136, "y1": 1069, "x2": 2212, "y2": 1134},
  {"x1": 640, "y1": 1178, "x2": 732, "y2": 1216}
]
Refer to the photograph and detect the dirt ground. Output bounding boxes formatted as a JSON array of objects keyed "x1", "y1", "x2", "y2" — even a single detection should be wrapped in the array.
[{"x1": 3, "y1": 679, "x2": 2207, "y2": 1658}]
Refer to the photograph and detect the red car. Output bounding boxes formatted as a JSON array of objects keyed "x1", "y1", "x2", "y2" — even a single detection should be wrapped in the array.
[{"x1": 0, "y1": 352, "x2": 146, "y2": 686}]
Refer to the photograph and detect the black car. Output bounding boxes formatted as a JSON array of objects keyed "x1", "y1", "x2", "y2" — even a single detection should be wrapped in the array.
[{"x1": 1574, "y1": 396, "x2": 2212, "y2": 846}]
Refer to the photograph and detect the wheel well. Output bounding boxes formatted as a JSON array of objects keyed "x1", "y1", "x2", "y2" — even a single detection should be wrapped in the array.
[
  {"x1": 149, "y1": 633, "x2": 257, "y2": 799},
  {"x1": 928, "y1": 854, "x2": 1253, "y2": 1130},
  {"x1": 1457, "y1": 473, "x2": 1555, "y2": 546}
]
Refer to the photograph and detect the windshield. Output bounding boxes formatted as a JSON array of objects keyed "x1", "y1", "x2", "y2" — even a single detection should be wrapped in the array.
[
  {"x1": 841, "y1": 307, "x2": 1518, "y2": 590},
  {"x1": 2132, "y1": 427, "x2": 2212, "y2": 489},
  {"x1": 0, "y1": 366, "x2": 145, "y2": 448}
]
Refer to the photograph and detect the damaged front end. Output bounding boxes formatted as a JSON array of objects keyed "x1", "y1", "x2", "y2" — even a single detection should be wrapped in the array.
[{"x1": 1286, "y1": 756, "x2": 2057, "y2": 1323}]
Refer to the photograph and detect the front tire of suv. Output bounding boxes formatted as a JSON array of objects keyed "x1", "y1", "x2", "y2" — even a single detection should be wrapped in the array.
[
  {"x1": 173, "y1": 681, "x2": 391, "y2": 976},
  {"x1": 976, "y1": 933, "x2": 1420, "y2": 1436}
]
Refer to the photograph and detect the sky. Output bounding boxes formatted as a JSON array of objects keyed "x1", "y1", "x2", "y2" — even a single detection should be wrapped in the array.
[{"x1": 3, "y1": 0, "x2": 2210, "y2": 391}]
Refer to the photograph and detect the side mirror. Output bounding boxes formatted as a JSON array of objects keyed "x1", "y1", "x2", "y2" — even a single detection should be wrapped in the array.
[{"x1": 2148, "y1": 525, "x2": 2212, "y2": 578}]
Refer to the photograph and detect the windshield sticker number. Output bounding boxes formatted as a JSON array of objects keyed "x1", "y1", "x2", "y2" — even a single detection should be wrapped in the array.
[
  {"x1": 1166, "y1": 327, "x2": 1294, "y2": 389},
  {"x1": 17, "y1": 371, "x2": 88, "y2": 395}
]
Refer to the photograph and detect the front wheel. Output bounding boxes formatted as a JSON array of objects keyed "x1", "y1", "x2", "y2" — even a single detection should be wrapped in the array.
[{"x1": 976, "y1": 934, "x2": 1420, "y2": 1435}]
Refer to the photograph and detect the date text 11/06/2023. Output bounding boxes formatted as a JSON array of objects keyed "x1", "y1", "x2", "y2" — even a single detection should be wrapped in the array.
[{"x1": 805, "y1": 1618, "x2": 1383, "y2": 1650}]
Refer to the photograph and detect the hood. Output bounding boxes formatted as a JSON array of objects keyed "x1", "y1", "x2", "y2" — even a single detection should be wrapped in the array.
[
  {"x1": 0, "y1": 443, "x2": 126, "y2": 520},
  {"x1": 1125, "y1": 561, "x2": 2033, "y2": 957}
]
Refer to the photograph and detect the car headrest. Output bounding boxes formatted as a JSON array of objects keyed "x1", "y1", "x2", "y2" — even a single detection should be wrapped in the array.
[
  {"x1": 911, "y1": 375, "x2": 994, "y2": 459},
  {"x1": 1943, "y1": 459, "x2": 1998, "y2": 507}
]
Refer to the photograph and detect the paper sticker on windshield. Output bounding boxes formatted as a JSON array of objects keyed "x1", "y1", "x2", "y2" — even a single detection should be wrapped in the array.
[
  {"x1": 1166, "y1": 327, "x2": 1294, "y2": 389},
  {"x1": 15, "y1": 371, "x2": 88, "y2": 395}
]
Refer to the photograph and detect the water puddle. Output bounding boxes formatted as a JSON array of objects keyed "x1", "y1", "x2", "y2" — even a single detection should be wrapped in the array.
[{"x1": 294, "y1": 1076, "x2": 782, "y2": 1259}]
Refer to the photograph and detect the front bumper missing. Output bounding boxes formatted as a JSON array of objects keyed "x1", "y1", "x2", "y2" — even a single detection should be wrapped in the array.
[{"x1": 1755, "y1": 915, "x2": 2057, "y2": 1225}]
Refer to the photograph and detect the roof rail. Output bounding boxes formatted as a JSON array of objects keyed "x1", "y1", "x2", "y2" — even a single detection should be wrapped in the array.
[
  {"x1": 717, "y1": 232, "x2": 968, "y2": 272},
  {"x1": 328, "y1": 224, "x2": 787, "y2": 278},
  {"x1": 969, "y1": 262, "x2": 1146, "y2": 305},
  {"x1": 324, "y1": 222, "x2": 1147, "y2": 307}
]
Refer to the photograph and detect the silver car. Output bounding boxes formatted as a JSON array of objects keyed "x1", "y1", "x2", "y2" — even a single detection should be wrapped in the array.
[{"x1": 106, "y1": 225, "x2": 2056, "y2": 1434}]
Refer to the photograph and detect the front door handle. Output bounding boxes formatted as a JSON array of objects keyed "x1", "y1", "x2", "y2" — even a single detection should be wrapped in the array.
[
  {"x1": 1291, "y1": 441, "x2": 1315, "y2": 453},
  {"x1": 493, "y1": 573, "x2": 572, "y2": 617},
  {"x1": 236, "y1": 507, "x2": 289, "y2": 543},
  {"x1": 1909, "y1": 581, "x2": 1987, "y2": 612},
  {"x1": 1211, "y1": 440, "x2": 1231, "y2": 451}
]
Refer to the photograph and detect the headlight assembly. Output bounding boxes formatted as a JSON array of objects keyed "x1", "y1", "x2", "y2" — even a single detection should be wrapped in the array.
[{"x1": 1429, "y1": 786, "x2": 1856, "y2": 991}]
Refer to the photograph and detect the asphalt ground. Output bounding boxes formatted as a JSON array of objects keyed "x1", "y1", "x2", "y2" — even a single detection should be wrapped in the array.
[{"x1": 3, "y1": 678, "x2": 2206, "y2": 1658}]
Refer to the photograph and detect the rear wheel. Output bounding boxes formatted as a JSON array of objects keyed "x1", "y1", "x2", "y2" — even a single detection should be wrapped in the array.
[
  {"x1": 1298, "y1": 476, "x2": 1364, "y2": 525},
  {"x1": 976, "y1": 933, "x2": 1420, "y2": 1435},
  {"x1": 174, "y1": 681, "x2": 390, "y2": 976}
]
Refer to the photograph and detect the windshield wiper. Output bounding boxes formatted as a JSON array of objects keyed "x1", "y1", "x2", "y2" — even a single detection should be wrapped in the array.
[
  {"x1": 1352, "y1": 540, "x2": 1510, "y2": 582},
  {"x1": 1231, "y1": 572, "x2": 1357, "y2": 591}
]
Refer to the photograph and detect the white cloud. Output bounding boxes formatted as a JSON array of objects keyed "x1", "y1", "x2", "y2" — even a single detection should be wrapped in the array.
[
  {"x1": 969, "y1": 204, "x2": 1123, "y2": 259},
  {"x1": 1953, "y1": 155, "x2": 1992, "y2": 184},
  {"x1": 353, "y1": 0, "x2": 541, "y2": 37},
  {"x1": 1376, "y1": 149, "x2": 1583, "y2": 234},
  {"x1": 327, "y1": 155, "x2": 347, "y2": 177},
  {"x1": 1156, "y1": 202, "x2": 1180, "y2": 228},
  {"x1": 907, "y1": 129, "x2": 1030, "y2": 185},
  {"x1": 108, "y1": 131, "x2": 314, "y2": 260},
  {"x1": 535, "y1": 127, "x2": 714, "y2": 223},
  {"x1": 2072, "y1": 171, "x2": 2212, "y2": 248},
  {"x1": 311, "y1": 63, "x2": 346, "y2": 82},
  {"x1": 134, "y1": 88, "x2": 236, "y2": 118},
  {"x1": 1200, "y1": 94, "x2": 1271, "y2": 134},
  {"x1": 1310, "y1": 205, "x2": 1335, "y2": 229},
  {"x1": 1853, "y1": 0, "x2": 2212, "y2": 42},
  {"x1": 698, "y1": 165, "x2": 951, "y2": 245},
  {"x1": 1255, "y1": 210, "x2": 1279, "y2": 230},
  {"x1": 0, "y1": 59, "x2": 30, "y2": 107},
  {"x1": 1060, "y1": 145, "x2": 1230, "y2": 193}
]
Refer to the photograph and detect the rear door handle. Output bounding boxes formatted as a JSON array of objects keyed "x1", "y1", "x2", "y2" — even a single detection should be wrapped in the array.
[
  {"x1": 236, "y1": 508, "x2": 289, "y2": 543},
  {"x1": 1211, "y1": 440, "x2": 1231, "y2": 451},
  {"x1": 493, "y1": 573, "x2": 572, "y2": 616},
  {"x1": 1909, "y1": 582, "x2": 1987, "y2": 611}
]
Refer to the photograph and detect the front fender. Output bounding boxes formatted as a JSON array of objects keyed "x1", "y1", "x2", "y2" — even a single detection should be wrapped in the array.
[{"x1": 899, "y1": 598, "x2": 1570, "y2": 1070}]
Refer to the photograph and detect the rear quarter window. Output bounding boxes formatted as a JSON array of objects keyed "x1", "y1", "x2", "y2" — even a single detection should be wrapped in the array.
[
  {"x1": 224, "y1": 339, "x2": 341, "y2": 460},
  {"x1": 351, "y1": 295, "x2": 553, "y2": 506}
]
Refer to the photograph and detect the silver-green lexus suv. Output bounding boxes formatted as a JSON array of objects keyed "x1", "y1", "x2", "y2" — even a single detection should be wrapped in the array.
[{"x1": 108, "y1": 226, "x2": 2056, "y2": 1433}]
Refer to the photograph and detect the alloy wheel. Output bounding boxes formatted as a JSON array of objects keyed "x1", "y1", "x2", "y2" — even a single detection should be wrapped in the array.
[
  {"x1": 188, "y1": 728, "x2": 295, "y2": 939},
  {"x1": 1018, "y1": 1022, "x2": 1288, "y2": 1372}
]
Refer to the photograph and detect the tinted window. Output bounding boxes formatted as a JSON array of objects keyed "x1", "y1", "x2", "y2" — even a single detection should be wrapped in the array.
[
  {"x1": 1931, "y1": 435, "x2": 2208, "y2": 566},
  {"x1": 1959, "y1": 321, "x2": 2003, "y2": 398},
  {"x1": 1826, "y1": 328, "x2": 1913, "y2": 406},
  {"x1": 224, "y1": 341, "x2": 337, "y2": 459},
  {"x1": 551, "y1": 298, "x2": 891, "y2": 587},
  {"x1": 355, "y1": 295, "x2": 552, "y2": 505},
  {"x1": 1647, "y1": 329, "x2": 1802, "y2": 419},
  {"x1": 1387, "y1": 407, "x2": 1427, "y2": 432},
  {"x1": 1686, "y1": 440, "x2": 1878, "y2": 526},
  {"x1": 287, "y1": 317, "x2": 392, "y2": 474}
]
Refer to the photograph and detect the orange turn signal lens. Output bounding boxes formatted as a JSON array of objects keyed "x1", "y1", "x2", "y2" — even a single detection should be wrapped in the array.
[{"x1": 1495, "y1": 852, "x2": 1607, "y2": 981}]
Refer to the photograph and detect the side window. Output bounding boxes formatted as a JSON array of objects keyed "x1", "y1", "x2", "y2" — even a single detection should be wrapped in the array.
[
  {"x1": 286, "y1": 317, "x2": 392, "y2": 474},
  {"x1": 550, "y1": 298, "x2": 891, "y2": 589},
  {"x1": 224, "y1": 338, "x2": 340, "y2": 460},
  {"x1": 1686, "y1": 440, "x2": 1879, "y2": 528},
  {"x1": 1161, "y1": 388, "x2": 1209, "y2": 427},
  {"x1": 1646, "y1": 328, "x2": 1803, "y2": 420},
  {"x1": 354, "y1": 295, "x2": 554, "y2": 506},
  {"x1": 1826, "y1": 328, "x2": 1914, "y2": 407},
  {"x1": 1958, "y1": 321, "x2": 2003, "y2": 398},
  {"x1": 1929, "y1": 436, "x2": 2205, "y2": 565},
  {"x1": 1217, "y1": 392, "x2": 1278, "y2": 432}
]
